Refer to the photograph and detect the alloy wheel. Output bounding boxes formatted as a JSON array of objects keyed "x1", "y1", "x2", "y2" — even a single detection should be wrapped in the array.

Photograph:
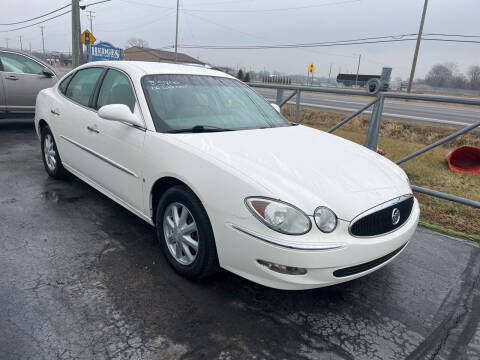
[
  {"x1": 163, "y1": 202, "x2": 199, "y2": 265},
  {"x1": 44, "y1": 134, "x2": 57, "y2": 172}
]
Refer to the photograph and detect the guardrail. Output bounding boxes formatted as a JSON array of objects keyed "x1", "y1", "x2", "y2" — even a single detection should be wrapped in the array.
[{"x1": 248, "y1": 67, "x2": 480, "y2": 209}]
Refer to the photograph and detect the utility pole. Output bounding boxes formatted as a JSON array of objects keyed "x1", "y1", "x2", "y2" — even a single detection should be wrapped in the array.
[
  {"x1": 29, "y1": 42, "x2": 32, "y2": 53},
  {"x1": 18, "y1": 36, "x2": 23, "y2": 51},
  {"x1": 86, "y1": 10, "x2": 95, "y2": 33},
  {"x1": 72, "y1": 0, "x2": 83, "y2": 68},
  {"x1": 39, "y1": 26, "x2": 46, "y2": 57},
  {"x1": 355, "y1": 54, "x2": 362, "y2": 87},
  {"x1": 328, "y1": 63, "x2": 332, "y2": 85},
  {"x1": 407, "y1": 0, "x2": 428, "y2": 93},
  {"x1": 175, "y1": 0, "x2": 179, "y2": 61},
  {"x1": 4, "y1": 37, "x2": 9, "y2": 48}
]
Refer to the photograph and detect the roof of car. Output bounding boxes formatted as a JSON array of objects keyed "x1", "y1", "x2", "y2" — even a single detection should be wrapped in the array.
[{"x1": 82, "y1": 61, "x2": 234, "y2": 79}]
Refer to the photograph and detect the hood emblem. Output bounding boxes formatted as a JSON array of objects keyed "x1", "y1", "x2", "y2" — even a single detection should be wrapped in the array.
[{"x1": 392, "y1": 208, "x2": 401, "y2": 225}]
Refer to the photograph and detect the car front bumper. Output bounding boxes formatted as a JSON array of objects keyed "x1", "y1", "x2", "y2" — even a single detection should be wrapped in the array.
[{"x1": 215, "y1": 198, "x2": 420, "y2": 290}]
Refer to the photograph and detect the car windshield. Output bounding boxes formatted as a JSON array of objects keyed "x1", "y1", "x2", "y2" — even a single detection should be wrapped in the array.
[{"x1": 141, "y1": 74, "x2": 290, "y2": 132}]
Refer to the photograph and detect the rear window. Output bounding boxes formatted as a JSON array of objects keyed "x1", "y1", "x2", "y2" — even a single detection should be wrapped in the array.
[{"x1": 59, "y1": 73, "x2": 74, "y2": 94}]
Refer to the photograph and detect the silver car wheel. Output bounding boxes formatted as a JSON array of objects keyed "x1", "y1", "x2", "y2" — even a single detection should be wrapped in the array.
[
  {"x1": 44, "y1": 134, "x2": 57, "y2": 172},
  {"x1": 163, "y1": 202, "x2": 199, "y2": 266}
]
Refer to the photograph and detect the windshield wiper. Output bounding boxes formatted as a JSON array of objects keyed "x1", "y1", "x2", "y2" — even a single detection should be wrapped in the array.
[{"x1": 165, "y1": 125, "x2": 235, "y2": 133}]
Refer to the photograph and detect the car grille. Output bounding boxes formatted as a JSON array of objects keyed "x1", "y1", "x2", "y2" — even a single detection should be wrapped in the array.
[
  {"x1": 333, "y1": 243, "x2": 407, "y2": 278},
  {"x1": 349, "y1": 195, "x2": 414, "y2": 237}
]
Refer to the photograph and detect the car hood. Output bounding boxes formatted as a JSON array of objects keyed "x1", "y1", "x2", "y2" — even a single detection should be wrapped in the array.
[{"x1": 170, "y1": 125, "x2": 411, "y2": 221}]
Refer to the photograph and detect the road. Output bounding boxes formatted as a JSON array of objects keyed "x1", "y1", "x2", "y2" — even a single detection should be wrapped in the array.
[
  {"x1": 1, "y1": 119, "x2": 479, "y2": 360},
  {"x1": 256, "y1": 87, "x2": 480, "y2": 127}
]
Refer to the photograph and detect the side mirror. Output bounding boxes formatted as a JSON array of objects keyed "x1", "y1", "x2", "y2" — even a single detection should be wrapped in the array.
[
  {"x1": 42, "y1": 68, "x2": 55, "y2": 78},
  {"x1": 271, "y1": 103, "x2": 281, "y2": 113},
  {"x1": 98, "y1": 104, "x2": 144, "y2": 128}
]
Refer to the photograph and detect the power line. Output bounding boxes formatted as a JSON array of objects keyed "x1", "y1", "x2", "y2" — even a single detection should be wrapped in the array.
[
  {"x1": 181, "y1": 0, "x2": 361, "y2": 13},
  {"x1": 120, "y1": 0, "x2": 360, "y2": 12},
  {"x1": 0, "y1": 10, "x2": 72, "y2": 33},
  {"x1": 0, "y1": 0, "x2": 112, "y2": 33},
  {"x1": 177, "y1": 37, "x2": 480, "y2": 50},
  {"x1": 182, "y1": 10, "x2": 364, "y2": 60},
  {"x1": 0, "y1": 3, "x2": 71, "y2": 26},
  {"x1": 424, "y1": 32, "x2": 480, "y2": 38}
]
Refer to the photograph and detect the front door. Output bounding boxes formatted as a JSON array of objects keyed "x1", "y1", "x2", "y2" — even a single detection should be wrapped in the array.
[
  {"x1": 0, "y1": 51, "x2": 57, "y2": 114},
  {"x1": 86, "y1": 68, "x2": 145, "y2": 211}
]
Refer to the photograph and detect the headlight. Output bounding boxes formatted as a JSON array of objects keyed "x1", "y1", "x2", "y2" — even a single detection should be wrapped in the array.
[
  {"x1": 314, "y1": 206, "x2": 337, "y2": 233},
  {"x1": 245, "y1": 197, "x2": 311, "y2": 235}
]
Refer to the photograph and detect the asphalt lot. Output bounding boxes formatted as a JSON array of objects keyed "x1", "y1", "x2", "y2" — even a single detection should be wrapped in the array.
[
  {"x1": 1, "y1": 119, "x2": 479, "y2": 360},
  {"x1": 257, "y1": 87, "x2": 480, "y2": 127}
]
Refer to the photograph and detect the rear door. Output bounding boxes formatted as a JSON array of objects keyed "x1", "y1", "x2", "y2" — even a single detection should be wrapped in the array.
[
  {"x1": 0, "y1": 51, "x2": 57, "y2": 114},
  {"x1": 54, "y1": 67, "x2": 105, "y2": 178},
  {"x1": 0, "y1": 68, "x2": 5, "y2": 115}
]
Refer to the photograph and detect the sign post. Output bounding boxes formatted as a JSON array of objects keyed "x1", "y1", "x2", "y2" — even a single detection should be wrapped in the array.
[
  {"x1": 81, "y1": 29, "x2": 96, "y2": 62},
  {"x1": 308, "y1": 63, "x2": 315, "y2": 86}
]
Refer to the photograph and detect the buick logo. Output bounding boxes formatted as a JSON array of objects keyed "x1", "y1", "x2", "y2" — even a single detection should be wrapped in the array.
[{"x1": 392, "y1": 208, "x2": 401, "y2": 225}]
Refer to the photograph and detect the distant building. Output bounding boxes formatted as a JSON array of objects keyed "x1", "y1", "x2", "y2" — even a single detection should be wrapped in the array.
[
  {"x1": 123, "y1": 46, "x2": 205, "y2": 65},
  {"x1": 336, "y1": 73, "x2": 381, "y2": 87}
]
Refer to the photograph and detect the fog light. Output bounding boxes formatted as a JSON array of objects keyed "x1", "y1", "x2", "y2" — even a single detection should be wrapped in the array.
[{"x1": 257, "y1": 260, "x2": 307, "y2": 275}]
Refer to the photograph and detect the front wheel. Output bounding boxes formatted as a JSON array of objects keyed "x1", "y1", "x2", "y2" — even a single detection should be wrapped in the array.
[
  {"x1": 41, "y1": 126, "x2": 68, "y2": 180},
  {"x1": 156, "y1": 185, "x2": 219, "y2": 279}
]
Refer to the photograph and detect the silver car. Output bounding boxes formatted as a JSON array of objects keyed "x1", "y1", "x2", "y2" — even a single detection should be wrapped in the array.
[{"x1": 0, "y1": 48, "x2": 58, "y2": 117}]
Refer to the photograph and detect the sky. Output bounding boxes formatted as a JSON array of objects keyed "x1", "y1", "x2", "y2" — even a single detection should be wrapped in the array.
[{"x1": 1, "y1": 0, "x2": 480, "y2": 80}]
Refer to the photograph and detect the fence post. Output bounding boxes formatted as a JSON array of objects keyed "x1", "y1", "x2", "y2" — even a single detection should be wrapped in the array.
[
  {"x1": 275, "y1": 88, "x2": 284, "y2": 114},
  {"x1": 276, "y1": 88, "x2": 284, "y2": 106},
  {"x1": 364, "y1": 67, "x2": 391, "y2": 150},
  {"x1": 295, "y1": 90, "x2": 301, "y2": 124},
  {"x1": 364, "y1": 95, "x2": 385, "y2": 150}
]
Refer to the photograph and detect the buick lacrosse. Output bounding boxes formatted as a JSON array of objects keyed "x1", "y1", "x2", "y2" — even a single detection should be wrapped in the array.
[{"x1": 35, "y1": 61, "x2": 419, "y2": 290}]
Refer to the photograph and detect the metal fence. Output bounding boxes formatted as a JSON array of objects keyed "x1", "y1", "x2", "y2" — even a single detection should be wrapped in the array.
[{"x1": 248, "y1": 67, "x2": 480, "y2": 209}]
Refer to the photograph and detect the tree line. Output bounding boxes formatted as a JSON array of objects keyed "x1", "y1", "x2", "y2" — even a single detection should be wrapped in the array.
[{"x1": 421, "y1": 62, "x2": 480, "y2": 90}]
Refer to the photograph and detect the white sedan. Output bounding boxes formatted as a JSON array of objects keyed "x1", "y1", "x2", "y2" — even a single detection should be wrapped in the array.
[{"x1": 34, "y1": 61, "x2": 419, "y2": 290}]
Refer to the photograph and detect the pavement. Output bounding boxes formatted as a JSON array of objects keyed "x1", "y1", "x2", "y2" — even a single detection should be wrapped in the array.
[
  {"x1": 1, "y1": 119, "x2": 479, "y2": 360},
  {"x1": 256, "y1": 87, "x2": 480, "y2": 127}
]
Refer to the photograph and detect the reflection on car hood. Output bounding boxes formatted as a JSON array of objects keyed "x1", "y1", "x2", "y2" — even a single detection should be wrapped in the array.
[{"x1": 171, "y1": 125, "x2": 411, "y2": 221}]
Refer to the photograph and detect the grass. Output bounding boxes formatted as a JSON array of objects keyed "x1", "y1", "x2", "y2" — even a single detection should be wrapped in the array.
[
  {"x1": 281, "y1": 106, "x2": 480, "y2": 239},
  {"x1": 418, "y1": 220, "x2": 480, "y2": 243}
]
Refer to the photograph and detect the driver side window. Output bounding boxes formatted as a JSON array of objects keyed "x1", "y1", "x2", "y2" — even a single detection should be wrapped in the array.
[
  {"x1": 96, "y1": 69, "x2": 136, "y2": 112},
  {"x1": 0, "y1": 52, "x2": 44, "y2": 75}
]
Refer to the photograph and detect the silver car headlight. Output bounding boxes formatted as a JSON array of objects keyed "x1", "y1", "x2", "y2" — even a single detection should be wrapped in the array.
[
  {"x1": 245, "y1": 197, "x2": 311, "y2": 235},
  {"x1": 314, "y1": 206, "x2": 337, "y2": 233}
]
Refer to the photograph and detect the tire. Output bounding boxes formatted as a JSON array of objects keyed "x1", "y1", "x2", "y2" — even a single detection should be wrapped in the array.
[
  {"x1": 41, "y1": 125, "x2": 68, "y2": 180},
  {"x1": 156, "y1": 185, "x2": 219, "y2": 279}
]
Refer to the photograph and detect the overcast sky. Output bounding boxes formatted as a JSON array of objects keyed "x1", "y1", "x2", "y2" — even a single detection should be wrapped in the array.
[{"x1": 2, "y1": 0, "x2": 480, "y2": 79}]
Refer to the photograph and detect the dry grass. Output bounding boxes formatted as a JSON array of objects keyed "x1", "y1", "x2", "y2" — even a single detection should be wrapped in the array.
[{"x1": 282, "y1": 106, "x2": 480, "y2": 237}]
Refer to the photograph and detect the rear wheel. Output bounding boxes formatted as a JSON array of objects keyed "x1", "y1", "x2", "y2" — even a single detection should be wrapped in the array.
[
  {"x1": 156, "y1": 185, "x2": 219, "y2": 279},
  {"x1": 41, "y1": 126, "x2": 67, "y2": 179}
]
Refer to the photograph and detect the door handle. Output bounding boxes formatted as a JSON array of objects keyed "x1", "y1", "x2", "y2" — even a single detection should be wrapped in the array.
[
  {"x1": 50, "y1": 109, "x2": 60, "y2": 116},
  {"x1": 87, "y1": 125, "x2": 100, "y2": 133},
  {"x1": 5, "y1": 75, "x2": 19, "y2": 81}
]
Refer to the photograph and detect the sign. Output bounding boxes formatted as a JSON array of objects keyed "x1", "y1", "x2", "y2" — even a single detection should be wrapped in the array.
[
  {"x1": 81, "y1": 29, "x2": 96, "y2": 45},
  {"x1": 91, "y1": 41, "x2": 122, "y2": 61},
  {"x1": 308, "y1": 63, "x2": 315, "y2": 74}
]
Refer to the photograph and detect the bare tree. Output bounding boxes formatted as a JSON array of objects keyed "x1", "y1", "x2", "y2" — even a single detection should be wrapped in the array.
[
  {"x1": 468, "y1": 65, "x2": 480, "y2": 90},
  {"x1": 126, "y1": 38, "x2": 149, "y2": 48},
  {"x1": 425, "y1": 64, "x2": 453, "y2": 87}
]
